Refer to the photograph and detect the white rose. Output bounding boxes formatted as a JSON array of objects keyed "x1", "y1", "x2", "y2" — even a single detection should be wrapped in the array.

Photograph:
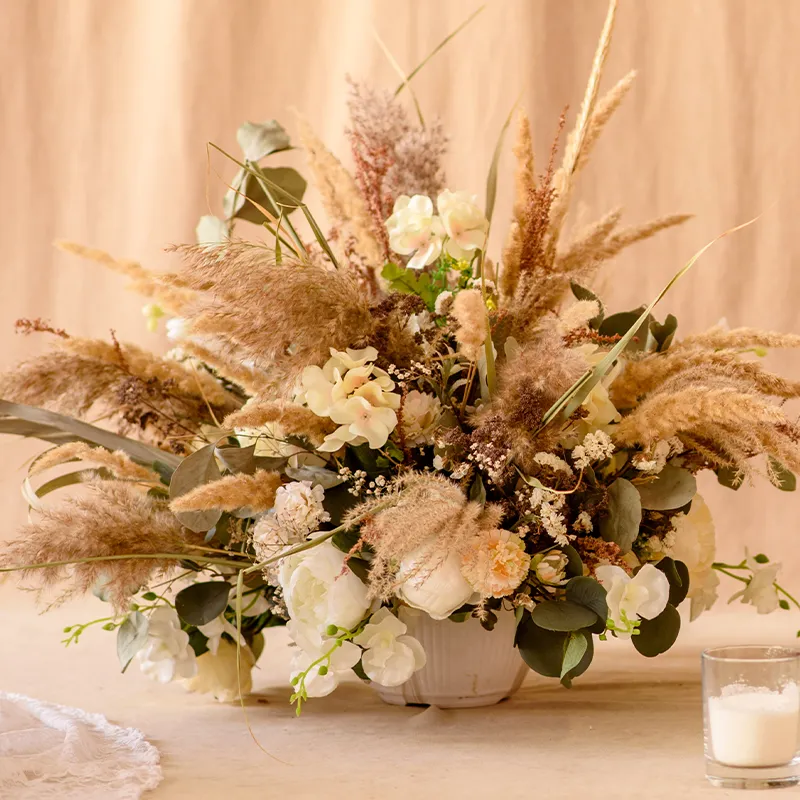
[
  {"x1": 396, "y1": 543, "x2": 475, "y2": 620},
  {"x1": 595, "y1": 564, "x2": 670, "y2": 639},
  {"x1": 401, "y1": 390, "x2": 442, "y2": 446},
  {"x1": 385, "y1": 195, "x2": 445, "y2": 270},
  {"x1": 288, "y1": 621, "x2": 361, "y2": 698},
  {"x1": 667, "y1": 494, "x2": 720, "y2": 620},
  {"x1": 730, "y1": 554, "x2": 781, "y2": 614},
  {"x1": 273, "y1": 480, "x2": 330, "y2": 535},
  {"x1": 353, "y1": 607, "x2": 426, "y2": 687},
  {"x1": 138, "y1": 607, "x2": 198, "y2": 683},
  {"x1": 437, "y1": 190, "x2": 488, "y2": 260},
  {"x1": 183, "y1": 639, "x2": 255, "y2": 703},
  {"x1": 279, "y1": 541, "x2": 370, "y2": 633}
]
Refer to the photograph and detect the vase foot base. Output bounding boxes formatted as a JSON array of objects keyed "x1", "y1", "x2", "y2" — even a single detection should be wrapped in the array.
[{"x1": 377, "y1": 691, "x2": 513, "y2": 709}]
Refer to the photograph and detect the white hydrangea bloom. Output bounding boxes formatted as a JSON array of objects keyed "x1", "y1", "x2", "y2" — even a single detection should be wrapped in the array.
[
  {"x1": 437, "y1": 190, "x2": 489, "y2": 259},
  {"x1": 385, "y1": 195, "x2": 445, "y2": 270}
]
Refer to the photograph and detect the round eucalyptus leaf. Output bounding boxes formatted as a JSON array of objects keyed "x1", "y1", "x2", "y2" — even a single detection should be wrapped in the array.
[
  {"x1": 600, "y1": 478, "x2": 642, "y2": 553},
  {"x1": 632, "y1": 603, "x2": 681, "y2": 658},
  {"x1": 565, "y1": 576, "x2": 608, "y2": 622},
  {"x1": 531, "y1": 599, "x2": 598, "y2": 632},
  {"x1": 655, "y1": 557, "x2": 691, "y2": 607},
  {"x1": 175, "y1": 581, "x2": 231, "y2": 627},
  {"x1": 636, "y1": 465, "x2": 696, "y2": 510}
]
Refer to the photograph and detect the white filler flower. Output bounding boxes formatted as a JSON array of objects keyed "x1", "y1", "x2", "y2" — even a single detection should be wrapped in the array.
[
  {"x1": 138, "y1": 607, "x2": 198, "y2": 683},
  {"x1": 595, "y1": 564, "x2": 670, "y2": 638},
  {"x1": 354, "y1": 607, "x2": 426, "y2": 687}
]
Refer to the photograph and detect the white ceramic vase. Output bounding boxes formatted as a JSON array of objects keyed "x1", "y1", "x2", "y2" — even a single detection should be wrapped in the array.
[{"x1": 374, "y1": 609, "x2": 529, "y2": 708}]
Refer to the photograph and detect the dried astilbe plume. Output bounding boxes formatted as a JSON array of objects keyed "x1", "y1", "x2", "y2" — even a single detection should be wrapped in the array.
[
  {"x1": 342, "y1": 473, "x2": 501, "y2": 600},
  {"x1": 1, "y1": 482, "x2": 197, "y2": 609},
  {"x1": 170, "y1": 470, "x2": 282, "y2": 514},
  {"x1": 30, "y1": 443, "x2": 159, "y2": 482},
  {"x1": 450, "y1": 289, "x2": 488, "y2": 362},
  {"x1": 223, "y1": 400, "x2": 335, "y2": 445},
  {"x1": 174, "y1": 243, "x2": 375, "y2": 390},
  {"x1": 55, "y1": 241, "x2": 194, "y2": 315}
]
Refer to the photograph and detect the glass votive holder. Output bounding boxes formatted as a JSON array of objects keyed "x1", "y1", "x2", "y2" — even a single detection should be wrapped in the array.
[{"x1": 703, "y1": 646, "x2": 800, "y2": 789}]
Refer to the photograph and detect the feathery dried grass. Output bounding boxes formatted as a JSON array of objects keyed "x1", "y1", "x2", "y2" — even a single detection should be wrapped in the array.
[
  {"x1": 675, "y1": 326, "x2": 800, "y2": 352},
  {"x1": 554, "y1": 207, "x2": 623, "y2": 279},
  {"x1": 56, "y1": 241, "x2": 194, "y2": 314},
  {"x1": 343, "y1": 473, "x2": 499, "y2": 600},
  {"x1": 180, "y1": 340, "x2": 270, "y2": 397},
  {"x1": 223, "y1": 400, "x2": 335, "y2": 444},
  {"x1": 30, "y1": 443, "x2": 158, "y2": 481},
  {"x1": 174, "y1": 244, "x2": 375, "y2": 390},
  {"x1": 295, "y1": 114, "x2": 384, "y2": 270},
  {"x1": 170, "y1": 470, "x2": 282, "y2": 513},
  {"x1": 2, "y1": 482, "x2": 195, "y2": 609},
  {"x1": 451, "y1": 289, "x2": 488, "y2": 362}
]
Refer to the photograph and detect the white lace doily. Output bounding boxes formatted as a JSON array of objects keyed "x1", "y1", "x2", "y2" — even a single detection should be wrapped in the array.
[{"x1": 0, "y1": 692, "x2": 162, "y2": 799}]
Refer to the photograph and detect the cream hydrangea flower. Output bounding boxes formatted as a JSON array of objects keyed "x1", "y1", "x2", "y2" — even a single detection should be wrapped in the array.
[
  {"x1": 437, "y1": 190, "x2": 489, "y2": 260},
  {"x1": 138, "y1": 607, "x2": 198, "y2": 683},
  {"x1": 595, "y1": 564, "x2": 670, "y2": 639},
  {"x1": 667, "y1": 494, "x2": 719, "y2": 620},
  {"x1": 385, "y1": 195, "x2": 445, "y2": 270},
  {"x1": 461, "y1": 530, "x2": 531, "y2": 598},
  {"x1": 401, "y1": 390, "x2": 442, "y2": 446},
  {"x1": 353, "y1": 607, "x2": 426, "y2": 687}
]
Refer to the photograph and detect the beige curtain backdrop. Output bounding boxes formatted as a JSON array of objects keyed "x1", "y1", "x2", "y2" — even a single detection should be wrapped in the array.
[{"x1": 1, "y1": 0, "x2": 799, "y2": 578}]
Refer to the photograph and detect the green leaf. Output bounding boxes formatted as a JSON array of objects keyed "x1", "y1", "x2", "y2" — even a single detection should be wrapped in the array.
[
  {"x1": 285, "y1": 465, "x2": 346, "y2": 490},
  {"x1": 570, "y1": 282, "x2": 605, "y2": 328},
  {"x1": 560, "y1": 545, "x2": 585, "y2": 578},
  {"x1": 214, "y1": 443, "x2": 288, "y2": 476},
  {"x1": 561, "y1": 631, "x2": 589, "y2": 679},
  {"x1": 0, "y1": 400, "x2": 181, "y2": 468},
  {"x1": 632, "y1": 603, "x2": 681, "y2": 657},
  {"x1": 769, "y1": 456, "x2": 797, "y2": 491},
  {"x1": 117, "y1": 611, "x2": 149, "y2": 673},
  {"x1": 717, "y1": 466, "x2": 744, "y2": 490},
  {"x1": 651, "y1": 314, "x2": 678, "y2": 351},
  {"x1": 236, "y1": 120, "x2": 291, "y2": 162},
  {"x1": 229, "y1": 166, "x2": 307, "y2": 224},
  {"x1": 636, "y1": 465, "x2": 697, "y2": 510},
  {"x1": 655, "y1": 557, "x2": 690, "y2": 607},
  {"x1": 565, "y1": 576, "x2": 608, "y2": 622},
  {"x1": 187, "y1": 629, "x2": 210, "y2": 658},
  {"x1": 23, "y1": 468, "x2": 109, "y2": 510},
  {"x1": 780, "y1": 599, "x2": 791, "y2": 611},
  {"x1": 531, "y1": 600, "x2": 598, "y2": 632},
  {"x1": 168, "y1": 444, "x2": 222, "y2": 533},
  {"x1": 175, "y1": 581, "x2": 231, "y2": 626},
  {"x1": 753, "y1": 553, "x2": 769, "y2": 564},
  {"x1": 599, "y1": 478, "x2": 642, "y2": 553},
  {"x1": 469, "y1": 474, "x2": 486, "y2": 507},
  {"x1": 598, "y1": 309, "x2": 652, "y2": 352},
  {"x1": 485, "y1": 102, "x2": 517, "y2": 223},
  {"x1": 515, "y1": 614, "x2": 594, "y2": 681},
  {"x1": 249, "y1": 631, "x2": 266, "y2": 663}
]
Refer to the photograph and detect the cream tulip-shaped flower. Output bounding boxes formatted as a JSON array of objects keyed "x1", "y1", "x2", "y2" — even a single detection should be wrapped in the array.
[
  {"x1": 437, "y1": 190, "x2": 488, "y2": 260},
  {"x1": 138, "y1": 607, "x2": 198, "y2": 683},
  {"x1": 386, "y1": 195, "x2": 445, "y2": 270},
  {"x1": 183, "y1": 639, "x2": 255, "y2": 703},
  {"x1": 595, "y1": 564, "x2": 670, "y2": 638},
  {"x1": 353, "y1": 607, "x2": 426, "y2": 687},
  {"x1": 396, "y1": 545, "x2": 475, "y2": 620}
]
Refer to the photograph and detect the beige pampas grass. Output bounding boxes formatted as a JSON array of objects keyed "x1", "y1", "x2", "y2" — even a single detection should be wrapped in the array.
[
  {"x1": 295, "y1": 114, "x2": 384, "y2": 269},
  {"x1": 451, "y1": 289, "x2": 488, "y2": 362},
  {"x1": 223, "y1": 400, "x2": 335, "y2": 444},
  {"x1": 1, "y1": 482, "x2": 196, "y2": 608},
  {"x1": 675, "y1": 326, "x2": 800, "y2": 352},
  {"x1": 554, "y1": 207, "x2": 623, "y2": 278},
  {"x1": 30, "y1": 443, "x2": 159, "y2": 482},
  {"x1": 180, "y1": 340, "x2": 271, "y2": 397},
  {"x1": 170, "y1": 470, "x2": 282, "y2": 513}
]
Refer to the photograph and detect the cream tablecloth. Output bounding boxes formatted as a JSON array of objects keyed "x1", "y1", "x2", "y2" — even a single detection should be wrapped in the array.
[{"x1": 1, "y1": 589, "x2": 799, "y2": 799}]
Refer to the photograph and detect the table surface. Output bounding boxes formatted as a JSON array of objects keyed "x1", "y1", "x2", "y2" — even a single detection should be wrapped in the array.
[{"x1": 2, "y1": 588, "x2": 800, "y2": 800}]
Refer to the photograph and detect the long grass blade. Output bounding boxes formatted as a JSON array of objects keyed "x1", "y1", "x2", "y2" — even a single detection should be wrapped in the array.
[
  {"x1": 485, "y1": 98, "x2": 520, "y2": 223},
  {"x1": 373, "y1": 28, "x2": 425, "y2": 127}
]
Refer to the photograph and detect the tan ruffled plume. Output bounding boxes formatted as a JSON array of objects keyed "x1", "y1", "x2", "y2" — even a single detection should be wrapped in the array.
[
  {"x1": 170, "y1": 470, "x2": 282, "y2": 513},
  {"x1": 30, "y1": 443, "x2": 159, "y2": 482}
]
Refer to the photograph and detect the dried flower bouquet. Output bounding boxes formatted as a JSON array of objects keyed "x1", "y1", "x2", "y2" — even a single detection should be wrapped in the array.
[{"x1": 2, "y1": 0, "x2": 799, "y2": 708}]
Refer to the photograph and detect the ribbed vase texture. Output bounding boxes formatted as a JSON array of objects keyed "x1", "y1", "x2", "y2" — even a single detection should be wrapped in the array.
[{"x1": 375, "y1": 609, "x2": 528, "y2": 708}]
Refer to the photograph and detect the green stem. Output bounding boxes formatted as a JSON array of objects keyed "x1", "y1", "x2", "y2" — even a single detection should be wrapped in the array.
[
  {"x1": 712, "y1": 565, "x2": 749, "y2": 584},
  {"x1": 0, "y1": 552, "x2": 248, "y2": 575}
]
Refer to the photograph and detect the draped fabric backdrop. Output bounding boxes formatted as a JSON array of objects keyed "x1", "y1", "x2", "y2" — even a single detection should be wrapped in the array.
[{"x1": 2, "y1": 0, "x2": 799, "y2": 583}]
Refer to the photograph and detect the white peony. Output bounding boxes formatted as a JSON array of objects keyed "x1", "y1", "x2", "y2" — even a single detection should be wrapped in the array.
[
  {"x1": 396, "y1": 544, "x2": 475, "y2": 620},
  {"x1": 138, "y1": 607, "x2": 198, "y2": 683},
  {"x1": 667, "y1": 494, "x2": 720, "y2": 620},
  {"x1": 288, "y1": 621, "x2": 361, "y2": 698},
  {"x1": 730, "y1": 554, "x2": 782, "y2": 614},
  {"x1": 385, "y1": 195, "x2": 445, "y2": 270},
  {"x1": 595, "y1": 564, "x2": 670, "y2": 639},
  {"x1": 353, "y1": 607, "x2": 426, "y2": 687},
  {"x1": 279, "y1": 540, "x2": 370, "y2": 634},
  {"x1": 273, "y1": 480, "x2": 330, "y2": 535},
  {"x1": 401, "y1": 390, "x2": 442, "y2": 445},
  {"x1": 183, "y1": 639, "x2": 255, "y2": 703},
  {"x1": 437, "y1": 190, "x2": 488, "y2": 260}
]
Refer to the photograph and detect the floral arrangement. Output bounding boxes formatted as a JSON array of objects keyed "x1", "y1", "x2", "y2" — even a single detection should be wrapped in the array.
[{"x1": 2, "y1": 0, "x2": 799, "y2": 709}]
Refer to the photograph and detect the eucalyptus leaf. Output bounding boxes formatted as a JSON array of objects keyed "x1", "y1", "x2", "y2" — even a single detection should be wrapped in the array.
[
  {"x1": 560, "y1": 544, "x2": 584, "y2": 578},
  {"x1": 598, "y1": 309, "x2": 651, "y2": 351},
  {"x1": 230, "y1": 167, "x2": 307, "y2": 224},
  {"x1": 236, "y1": 120, "x2": 291, "y2": 162},
  {"x1": 531, "y1": 599, "x2": 598, "y2": 632},
  {"x1": 565, "y1": 576, "x2": 608, "y2": 622},
  {"x1": 168, "y1": 444, "x2": 222, "y2": 532},
  {"x1": 285, "y1": 465, "x2": 346, "y2": 489},
  {"x1": 0, "y1": 400, "x2": 181, "y2": 469},
  {"x1": 600, "y1": 478, "x2": 642, "y2": 553},
  {"x1": 117, "y1": 611, "x2": 149, "y2": 673},
  {"x1": 655, "y1": 556, "x2": 690, "y2": 607},
  {"x1": 469, "y1": 474, "x2": 486, "y2": 507},
  {"x1": 175, "y1": 581, "x2": 231, "y2": 627},
  {"x1": 769, "y1": 456, "x2": 797, "y2": 492},
  {"x1": 651, "y1": 314, "x2": 678, "y2": 351},
  {"x1": 515, "y1": 614, "x2": 593, "y2": 680},
  {"x1": 215, "y1": 443, "x2": 288, "y2": 476},
  {"x1": 717, "y1": 466, "x2": 744, "y2": 490},
  {"x1": 570, "y1": 282, "x2": 605, "y2": 328},
  {"x1": 636, "y1": 465, "x2": 697, "y2": 510},
  {"x1": 632, "y1": 603, "x2": 681, "y2": 657},
  {"x1": 561, "y1": 630, "x2": 589, "y2": 679}
]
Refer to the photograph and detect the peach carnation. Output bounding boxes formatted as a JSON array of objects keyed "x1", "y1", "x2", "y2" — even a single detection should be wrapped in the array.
[{"x1": 461, "y1": 530, "x2": 531, "y2": 598}]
